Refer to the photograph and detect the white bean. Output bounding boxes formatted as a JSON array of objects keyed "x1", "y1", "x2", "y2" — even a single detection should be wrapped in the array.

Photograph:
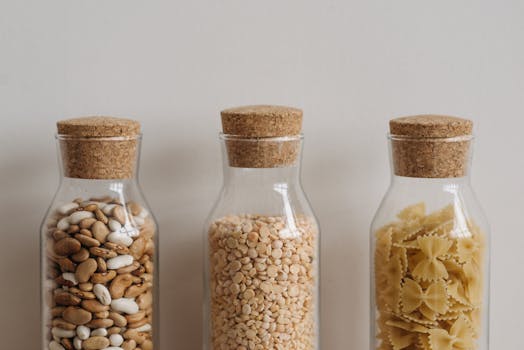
[
  {"x1": 49, "y1": 340, "x2": 65, "y2": 350},
  {"x1": 103, "y1": 204, "x2": 117, "y2": 215},
  {"x1": 111, "y1": 298, "x2": 139, "y2": 314},
  {"x1": 62, "y1": 272, "x2": 78, "y2": 285},
  {"x1": 69, "y1": 211, "x2": 94, "y2": 224},
  {"x1": 107, "y1": 255, "x2": 134, "y2": 270},
  {"x1": 107, "y1": 232, "x2": 133, "y2": 247},
  {"x1": 57, "y1": 217, "x2": 70, "y2": 231},
  {"x1": 52, "y1": 327, "x2": 75, "y2": 338},
  {"x1": 58, "y1": 202, "x2": 79, "y2": 215},
  {"x1": 93, "y1": 283, "x2": 112, "y2": 305},
  {"x1": 133, "y1": 216, "x2": 145, "y2": 226},
  {"x1": 137, "y1": 208, "x2": 149, "y2": 218},
  {"x1": 73, "y1": 337, "x2": 82, "y2": 350},
  {"x1": 91, "y1": 328, "x2": 108, "y2": 336},
  {"x1": 76, "y1": 325, "x2": 90, "y2": 340},
  {"x1": 109, "y1": 334, "x2": 124, "y2": 346},
  {"x1": 108, "y1": 219, "x2": 122, "y2": 232},
  {"x1": 134, "y1": 323, "x2": 152, "y2": 332}
]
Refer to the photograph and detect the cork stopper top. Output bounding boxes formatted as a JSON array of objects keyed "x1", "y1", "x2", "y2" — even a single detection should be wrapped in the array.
[
  {"x1": 389, "y1": 115, "x2": 473, "y2": 178},
  {"x1": 390, "y1": 115, "x2": 473, "y2": 138},
  {"x1": 57, "y1": 116, "x2": 141, "y2": 138},
  {"x1": 56, "y1": 116, "x2": 141, "y2": 179},
  {"x1": 221, "y1": 105, "x2": 303, "y2": 137}
]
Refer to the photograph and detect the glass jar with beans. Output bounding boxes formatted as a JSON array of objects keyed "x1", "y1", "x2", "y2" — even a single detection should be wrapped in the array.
[
  {"x1": 41, "y1": 117, "x2": 157, "y2": 350},
  {"x1": 204, "y1": 105, "x2": 320, "y2": 350}
]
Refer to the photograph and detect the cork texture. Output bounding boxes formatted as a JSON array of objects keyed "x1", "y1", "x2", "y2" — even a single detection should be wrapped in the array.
[
  {"x1": 389, "y1": 115, "x2": 473, "y2": 178},
  {"x1": 57, "y1": 117, "x2": 141, "y2": 179},
  {"x1": 221, "y1": 105, "x2": 303, "y2": 168},
  {"x1": 221, "y1": 105, "x2": 302, "y2": 137}
]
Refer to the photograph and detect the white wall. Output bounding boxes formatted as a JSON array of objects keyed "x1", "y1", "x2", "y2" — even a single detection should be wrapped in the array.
[{"x1": 1, "y1": 0, "x2": 523, "y2": 348}]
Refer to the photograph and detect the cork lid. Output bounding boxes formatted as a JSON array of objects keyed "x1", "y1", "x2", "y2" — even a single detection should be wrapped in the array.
[
  {"x1": 56, "y1": 116, "x2": 141, "y2": 179},
  {"x1": 390, "y1": 115, "x2": 472, "y2": 138},
  {"x1": 220, "y1": 105, "x2": 303, "y2": 168},
  {"x1": 221, "y1": 105, "x2": 302, "y2": 137},
  {"x1": 389, "y1": 115, "x2": 473, "y2": 178},
  {"x1": 57, "y1": 116, "x2": 141, "y2": 138}
]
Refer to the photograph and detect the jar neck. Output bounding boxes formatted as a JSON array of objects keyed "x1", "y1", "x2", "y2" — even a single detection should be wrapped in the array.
[{"x1": 222, "y1": 166, "x2": 301, "y2": 189}]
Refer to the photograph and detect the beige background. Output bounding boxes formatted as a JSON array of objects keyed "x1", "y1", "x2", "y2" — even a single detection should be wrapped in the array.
[{"x1": 1, "y1": 0, "x2": 524, "y2": 348}]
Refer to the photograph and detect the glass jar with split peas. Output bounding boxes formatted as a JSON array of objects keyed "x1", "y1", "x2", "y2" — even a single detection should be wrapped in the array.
[
  {"x1": 204, "y1": 105, "x2": 320, "y2": 350},
  {"x1": 370, "y1": 115, "x2": 490, "y2": 350},
  {"x1": 41, "y1": 117, "x2": 158, "y2": 350}
]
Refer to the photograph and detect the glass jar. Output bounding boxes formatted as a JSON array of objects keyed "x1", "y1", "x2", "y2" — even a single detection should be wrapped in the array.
[
  {"x1": 41, "y1": 117, "x2": 157, "y2": 350},
  {"x1": 370, "y1": 115, "x2": 490, "y2": 350},
  {"x1": 204, "y1": 105, "x2": 320, "y2": 350}
]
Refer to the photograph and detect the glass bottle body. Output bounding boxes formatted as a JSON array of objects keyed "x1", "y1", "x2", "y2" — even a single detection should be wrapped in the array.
[
  {"x1": 370, "y1": 138, "x2": 490, "y2": 350},
  {"x1": 41, "y1": 136, "x2": 158, "y2": 350},
  {"x1": 204, "y1": 135, "x2": 320, "y2": 350}
]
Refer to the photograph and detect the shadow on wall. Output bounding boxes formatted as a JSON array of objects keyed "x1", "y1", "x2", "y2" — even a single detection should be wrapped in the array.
[{"x1": 0, "y1": 153, "x2": 53, "y2": 348}]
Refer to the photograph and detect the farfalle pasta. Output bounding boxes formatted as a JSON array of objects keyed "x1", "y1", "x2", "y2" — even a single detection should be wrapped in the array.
[{"x1": 374, "y1": 203, "x2": 485, "y2": 350}]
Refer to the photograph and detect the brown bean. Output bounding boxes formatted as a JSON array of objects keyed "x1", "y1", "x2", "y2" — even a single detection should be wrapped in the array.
[
  {"x1": 91, "y1": 270, "x2": 117, "y2": 284},
  {"x1": 122, "y1": 340, "x2": 137, "y2": 350},
  {"x1": 129, "y1": 237, "x2": 146, "y2": 260},
  {"x1": 90, "y1": 247, "x2": 117, "y2": 259},
  {"x1": 136, "y1": 291, "x2": 152, "y2": 310},
  {"x1": 54, "y1": 238, "x2": 81, "y2": 256},
  {"x1": 94, "y1": 310, "x2": 110, "y2": 319},
  {"x1": 54, "y1": 291, "x2": 81, "y2": 306},
  {"x1": 71, "y1": 248, "x2": 90, "y2": 262},
  {"x1": 76, "y1": 258, "x2": 98, "y2": 283},
  {"x1": 96, "y1": 257, "x2": 107, "y2": 273},
  {"x1": 86, "y1": 318, "x2": 114, "y2": 328},
  {"x1": 104, "y1": 242, "x2": 129, "y2": 255},
  {"x1": 51, "y1": 306, "x2": 66, "y2": 318},
  {"x1": 125, "y1": 283, "x2": 151, "y2": 298},
  {"x1": 68, "y1": 287, "x2": 96, "y2": 300},
  {"x1": 81, "y1": 299, "x2": 109, "y2": 313},
  {"x1": 57, "y1": 258, "x2": 76, "y2": 272},
  {"x1": 108, "y1": 326, "x2": 122, "y2": 335},
  {"x1": 112, "y1": 205, "x2": 126, "y2": 224},
  {"x1": 79, "y1": 282, "x2": 93, "y2": 291},
  {"x1": 94, "y1": 209, "x2": 109, "y2": 224},
  {"x1": 61, "y1": 338, "x2": 73, "y2": 350},
  {"x1": 79, "y1": 217, "x2": 97, "y2": 229},
  {"x1": 128, "y1": 318, "x2": 148, "y2": 329},
  {"x1": 63, "y1": 306, "x2": 92, "y2": 325},
  {"x1": 52, "y1": 230, "x2": 68, "y2": 241},
  {"x1": 79, "y1": 228, "x2": 93, "y2": 237},
  {"x1": 109, "y1": 312, "x2": 128, "y2": 327},
  {"x1": 125, "y1": 310, "x2": 146, "y2": 324},
  {"x1": 92, "y1": 221, "x2": 110, "y2": 243},
  {"x1": 110, "y1": 273, "x2": 134, "y2": 299},
  {"x1": 75, "y1": 234, "x2": 100, "y2": 248},
  {"x1": 83, "y1": 336, "x2": 110, "y2": 350},
  {"x1": 84, "y1": 203, "x2": 98, "y2": 212},
  {"x1": 123, "y1": 329, "x2": 146, "y2": 344},
  {"x1": 67, "y1": 225, "x2": 80, "y2": 234},
  {"x1": 141, "y1": 340, "x2": 153, "y2": 350},
  {"x1": 117, "y1": 261, "x2": 140, "y2": 274},
  {"x1": 127, "y1": 202, "x2": 142, "y2": 216},
  {"x1": 52, "y1": 318, "x2": 77, "y2": 330}
]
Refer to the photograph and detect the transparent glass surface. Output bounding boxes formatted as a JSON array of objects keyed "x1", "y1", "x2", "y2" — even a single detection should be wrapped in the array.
[
  {"x1": 41, "y1": 136, "x2": 158, "y2": 350},
  {"x1": 370, "y1": 136, "x2": 490, "y2": 350},
  {"x1": 204, "y1": 135, "x2": 320, "y2": 350}
]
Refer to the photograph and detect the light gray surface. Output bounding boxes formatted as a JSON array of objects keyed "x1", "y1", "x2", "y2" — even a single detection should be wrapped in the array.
[{"x1": 1, "y1": 0, "x2": 523, "y2": 348}]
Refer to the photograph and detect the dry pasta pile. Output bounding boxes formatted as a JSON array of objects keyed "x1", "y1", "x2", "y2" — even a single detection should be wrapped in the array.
[{"x1": 374, "y1": 203, "x2": 485, "y2": 350}]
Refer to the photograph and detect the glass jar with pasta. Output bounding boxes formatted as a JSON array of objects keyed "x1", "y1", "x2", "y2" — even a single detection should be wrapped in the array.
[{"x1": 370, "y1": 115, "x2": 490, "y2": 350}]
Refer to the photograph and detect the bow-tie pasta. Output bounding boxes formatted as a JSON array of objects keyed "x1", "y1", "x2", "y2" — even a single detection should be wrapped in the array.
[{"x1": 374, "y1": 204, "x2": 485, "y2": 350}]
